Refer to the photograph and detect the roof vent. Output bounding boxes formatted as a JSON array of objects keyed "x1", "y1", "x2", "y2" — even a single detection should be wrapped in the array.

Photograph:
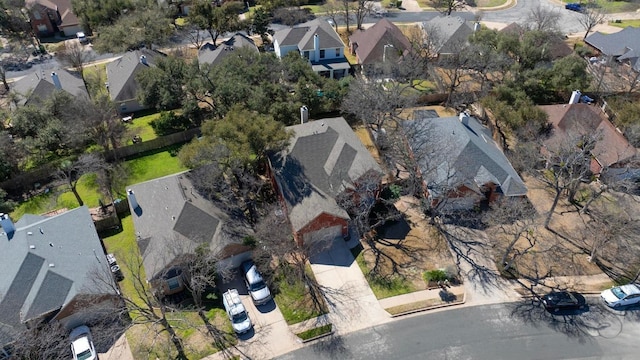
[
  {"x1": 27, "y1": 232, "x2": 33, "y2": 235},
  {"x1": 49, "y1": 263, "x2": 55, "y2": 267},
  {"x1": 29, "y1": 245, "x2": 36, "y2": 249}
]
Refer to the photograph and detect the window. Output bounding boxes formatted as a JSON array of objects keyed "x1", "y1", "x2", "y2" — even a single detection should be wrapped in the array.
[
  {"x1": 320, "y1": 49, "x2": 325, "y2": 59},
  {"x1": 33, "y1": 11, "x2": 42, "y2": 20},
  {"x1": 37, "y1": 24, "x2": 47, "y2": 33},
  {"x1": 335, "y1": 48, "x2": 340, "y2": 57},
  {"x1": 167, "y1": 277, "x2": 181, "y2": 290},
  {"x1": 303, "y1": 51, "x2": 309, "y2": 59}
]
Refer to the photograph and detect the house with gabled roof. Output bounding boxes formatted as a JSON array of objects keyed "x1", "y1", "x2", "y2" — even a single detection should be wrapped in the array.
[
  {"x1": 585, "y1": 27, "x2": 640, "y2": 71},
  {"x1": 540, "y1": 103, "x2": 637, "y2": 174},
  {"x1": 420, "y1": 15, "x2": 474, "y2": 56},
  {"x1": 105, "y1": 48, "x2": 165, "y2": 114},
  {"x1": 24, "y1": 0, "x2": 83, "y2": 37},
  {"x1": 268, "y1": 117, "x2": 383, "y2": 245},
  {"x1": 198, "y1": 33, "x2": 259, "y2": 67},
  {"x1": 0, "y1": 207, "x2": 119, "y2": 346},
  {"x1": 127, "y1": 173, "x2": 253, "y2": 295},
  {"x1": 348, "y1": 18, "x2": 412, "y2": 66},
  {"x1": 10, "y1": 67, "x2": 88, "y2": 108},
  {"x1": 273, "y1": 19, "x2": 351, "y2": 79},
  {"x1": 403, "y1": 111, "x2": 527, "y2": 210}
]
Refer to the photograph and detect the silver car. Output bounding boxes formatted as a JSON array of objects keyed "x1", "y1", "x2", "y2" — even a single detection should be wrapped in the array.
[
  {"x1": 601, "y1": 284, "x2": 640, "y2": 309},
  {"x1": 242, "y1": 260, "x2": 272, "y2": 305}
]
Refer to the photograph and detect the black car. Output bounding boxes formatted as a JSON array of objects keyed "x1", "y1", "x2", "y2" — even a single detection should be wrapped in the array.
[{"x1": 541, "y1": 291, "x2": 586, "y2": 311}]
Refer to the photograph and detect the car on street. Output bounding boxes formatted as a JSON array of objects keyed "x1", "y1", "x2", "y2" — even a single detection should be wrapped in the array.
[
  {"x1": 70, "y1": 325, "x2": 97, "y2": 360},
  {"x1": 541, "y1": 291, "x2": 586, "y2": 312},
  {"x1": 242, "y1": 260, "x2": 272, "y2": 305},
  {"x1": 601, "y1": 284, "x2": 640, "y2": 308},
  {"x1": 565, "y1": 3, "x2": 583, "y2": 12}
]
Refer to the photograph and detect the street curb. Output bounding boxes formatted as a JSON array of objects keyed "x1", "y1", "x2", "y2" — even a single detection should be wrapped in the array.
[
  {"x1": 474, "y1": 0, "x2": 517, "y2": 12},
  {"x1": 387, "y1": 291, "x2": 466, "y2": 318},
  {"x1": 519, "y1": 291, "x2": 602, "y2": 299},
  {"x1": 297, "y1": 330, "x2": 335, "y2": 343}
]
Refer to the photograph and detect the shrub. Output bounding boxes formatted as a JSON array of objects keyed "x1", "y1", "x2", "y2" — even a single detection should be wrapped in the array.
[
  {"x1": 149, "y1": 111, "x2": 193, "y2": 136},
  {"x1": 423, "y1": 269, "x2": 448, "y2": 283}
]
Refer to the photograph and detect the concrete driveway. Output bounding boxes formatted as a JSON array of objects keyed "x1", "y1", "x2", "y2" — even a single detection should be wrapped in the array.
[
  {"x1": 310, "y1": 237, "x2": 391, "y2": 335},
  {"x1": 213, "y1": 268, "x2": 303, "y2": 360}
]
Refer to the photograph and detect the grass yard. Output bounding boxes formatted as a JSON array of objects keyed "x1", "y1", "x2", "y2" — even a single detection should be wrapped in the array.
[
  {"x1": 610, "y1": 19, "x2": 640, "y2": 28},
  {"x1": 125, "y1": 112, "x2": 161, "y2": 143},
  {"x1": 301, "y1": 4, "x2": 323, "y2": 13},
  {"x1": 565, "y1": 0, "x2": 640, "y2": 13},
  {"x1": 120, "y1": 146, "x2": 187, "y2": 192},
  {"x1": 475, "y1": 0, "x2": 509, "y2": 8},
  {"x1": 274, "y1": 265, "x2": 328, "y2": 325},
  {"x1": 296, "y1": 324, "x2": 333, "y2": 340}
]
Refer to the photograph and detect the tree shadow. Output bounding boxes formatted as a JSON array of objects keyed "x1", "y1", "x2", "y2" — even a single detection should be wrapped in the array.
[{"x1": 308, "y1": 334, "x2": 352, "y2": 360}]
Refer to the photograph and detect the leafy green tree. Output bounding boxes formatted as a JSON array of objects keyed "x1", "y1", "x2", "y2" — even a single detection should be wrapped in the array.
[
  {"x1": 188, "y1": 0, "x2": 244, "y2": 45},
  {"x1": 93, "y1": 7, "x2": 172, "y2": 53},
  {"x1": 136, "y1": 56, "x2": 188, "y2": 110},
  {"x1": 71, "y1": 0, "x2": 134, "y2": 33},
  {"x1": 548, "y1": 55, "x2": 590, "y2": 99},
  {"x1": 250, "y1": 7, "x2": 272, "y2": 44}
]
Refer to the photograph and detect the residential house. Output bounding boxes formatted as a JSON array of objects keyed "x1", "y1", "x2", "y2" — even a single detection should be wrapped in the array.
[
  {"x1": 540, "y1": 103, "x2": 637, "y2": 174},
  {"x1": 127, "y1": 173, "x2": 253, "y2": 296},
  {"x1": 0, "y1": 207, "x2": 120, "y2": 347},
  {"x1": 198, "y1": 33, "x2": 259, "y2": 67},
  {"x1": 420, "y1": 15, "x2": 474, "y2": 56},
  {"x1": 24, "y1": 0, "x2": 82, "y2": 37},
  {"x1": 585, "y1": 27, "x2": 640, "y2": 71},
  {"x1": 273, "y1": 19, "x2": 351, "y2": 79},
  {"x1": 105, "y1": 49, "x2": 165, "y2": 114},
  {"x1": 403, "y1": 111, "x2": 527, "y2": 210},
  {"x1": 500, "y1": 22, "x2": 572, "y2": 60},
  {"x1": 9, "y1": 67, "x2": 88, "y2": 108},
  {"x1": 348, "y1": 18, "x2": 412, "y2": 66},
  {"x1": 268, "y1": 117, "x2": 383, "y2": 245}
]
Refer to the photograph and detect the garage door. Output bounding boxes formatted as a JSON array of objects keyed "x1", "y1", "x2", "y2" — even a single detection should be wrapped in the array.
[{"x1": 303, "y1": 225, "x2": 342, "y2": 245}]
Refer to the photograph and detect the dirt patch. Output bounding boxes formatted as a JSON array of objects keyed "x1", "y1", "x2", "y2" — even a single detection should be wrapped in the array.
[{"x1": 360, "y1": 200, "x2": 458, "y2": 292}]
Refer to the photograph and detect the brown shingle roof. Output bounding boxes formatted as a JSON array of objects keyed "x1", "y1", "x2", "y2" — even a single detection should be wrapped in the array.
[
  {"x1": 540, "y1": 104, "x2": 637, "y2": 173},
  {"x1": 348, "y1": 18, "x2": 412, "y2": 65}
]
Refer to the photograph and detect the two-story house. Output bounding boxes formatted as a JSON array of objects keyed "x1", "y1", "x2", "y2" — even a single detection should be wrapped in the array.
[
  {"x1": 24, "y1": 0, "x2": 83, "y2": 37},
  {"x1": 273, "y1": 19, "x2": 351, "y2": 79}
]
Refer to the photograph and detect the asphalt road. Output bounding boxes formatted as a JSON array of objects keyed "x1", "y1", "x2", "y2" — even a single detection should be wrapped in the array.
[
  {"x1": 481, "y1": 0, "x2": 586, "y2": 34},
  {"x1": 276, "y1": 300, "x2": 640, "y2": 360}
]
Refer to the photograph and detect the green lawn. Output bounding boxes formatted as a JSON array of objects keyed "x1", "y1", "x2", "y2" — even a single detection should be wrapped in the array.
[
  {"x1": 301, "y1": 5, "x2": 323, "y2": 13},
  {"x1": 11, "y1": 147, "x2": 187, "y2": 219},
  {"x1": 274, "y1": 265, "x2": 328, "y2": 325},
  {"x1": 355, "y1": 251, "x2": 416, "y2": 299},
  {"x1": 126, "y1": 112, "x2": 160, "y2": 143},
  {"x1": 610, "y1": 19, "x2": 640, "y2": 28}
]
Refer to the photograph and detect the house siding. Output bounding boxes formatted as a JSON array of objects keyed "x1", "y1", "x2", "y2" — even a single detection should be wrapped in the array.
[{"x1": 297, "y1": 212, "x2": 348, "y2": 246}]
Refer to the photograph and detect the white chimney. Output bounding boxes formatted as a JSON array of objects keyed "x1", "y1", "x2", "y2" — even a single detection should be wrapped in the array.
[
  {"x1": 0, "y1": 213, "x2": 16, "y2": 237},
  {"x1": 474, "y1": 22, "x2": 481, "y2": 32},
  {"x1": 313, "y1": 34, "x2": 320, "y2": 61},
  {"x1": 569, "y1": 90, "x2": 581, "y2": 104},
  {"x1": 127, "y1": 189, "x2": 140, "y2": 210},
  {"x1": 139, "y1": 55, "x2": 148, "y2": 65},
  {"x1": 51, "y1": 72, "x2": 62, "y2": 90},
  {"x1": 459, "y1": 111, "x2": 470, "y2": 126},
  {"x1": 300, "y1": 105, "x2": 309, "y2": 124}
]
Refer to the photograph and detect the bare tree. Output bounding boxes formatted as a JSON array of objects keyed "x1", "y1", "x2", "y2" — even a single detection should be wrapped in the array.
[
  {"x1": 57, "y1": 153, "x2": 108, "y2": 206},
  {"x1": 354, "y1": 0, "x2": 375, "y2": 30},
  {"x1": 0, "y1": 63, "x2": 8, "y2": 92},
  {"x1": 323, "y1": 0, "x2": 342, "y2": 32},
  {"x1": 611, "y1": 61, "x2": 640, "y2": 95},
  {"x1": 431, "y1": 0, "x2": 465, "y2": 16},
  {"x1": 582, "y1": 205, "x2": 638, "y2": 264},
  {"x1": 483, "y1": 198, "x2": 539, "y2": 272},
  {"x1": 526, "y1": 6, "x2": 561, "y2": 33},
  {"x1": 179, "y1": 23, "x2": 208, "y2": 49},
  {"x1": 578, "y1": 8, "x2": 606, "y2": 40},
  {"x1": 80, "y1": 94, "x2": 126, "y2": 155},
  {"x1": 56, "y1": 41, "x2": 94, "y2": 94},
  {"x1": 539, "y1": 133, "x2": 599, "y2": 228},
  {"x1": 339, "y1": 0, "x2": 353, "y2": 33}
]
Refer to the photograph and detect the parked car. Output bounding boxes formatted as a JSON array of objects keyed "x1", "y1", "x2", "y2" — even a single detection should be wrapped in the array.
[
  {"x1": 76, "y1": 32, "x2": 89, "y2": 44},
  {"x1": 541, "y1": 291, "x2": 585, "y2": 312},
  {"x1": 565, "y1": 3, "x2": 583, "y2": 12},
  {"x1": 222, "y1": 289, "x2": 252, "y2": 334},
  {"x1": 70, "y1": 325, "x2": 97, "y2": 360},
  {"x1": 242, "y1": 260, "x2": 272, "y2": 305},
  {"x1": 601, "y1": 284, "x2": 640, "y2": 308}
]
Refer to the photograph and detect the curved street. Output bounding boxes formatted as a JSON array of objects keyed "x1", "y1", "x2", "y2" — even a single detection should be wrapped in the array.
[{"x1": 276, "y1": 301, "x2": 640, "y2": 360}]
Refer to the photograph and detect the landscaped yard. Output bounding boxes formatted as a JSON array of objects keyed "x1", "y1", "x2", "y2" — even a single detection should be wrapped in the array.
[
  {"x1": 11, "y1": 147, "x2": 187, "y2": 219},
  {"x1": 125, "y1": 112, "x2": 161, "y2": 143},
  {"x1": 356, "y1": 200, "x2": 458, "y2": 299},
  {"x1": 274, "y1": 265, "x2": 328, "y2": 325},
  {"x1": 610, "y1": 19, "x2": 640, "y2": 28}
]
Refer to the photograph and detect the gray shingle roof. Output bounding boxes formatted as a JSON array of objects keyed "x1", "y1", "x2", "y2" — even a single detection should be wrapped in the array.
[
  {"x1": 10, "y1": 68, "x2": 88, "y2": 106},
  {"x1": 274, "y1": 19, "x2": 345, "y2": 52},
  {"x1": 404, "y1": 113, "x2": 527, "y2": 197},
  {"x1": 421, "y1": 15, "x2": 473, "y2": 54},
  {"x1": 269, "y1": 117, "x2": 383, "y2": 232},
  {"x1": 198, "y1": 33, "x2": 259, "y2": 66},
  {"x1": 128, "y1": 173, "x2": 252, "y2": 280},
  {"x1": 0, "y1": 207, "x2": 114, "y2": 344},
  {"x1": 105, "y1": 48, "x2": 164, "y2": 103},
  {"x1": 585, "y1": 27, "x2": 640, "y2": 58}
]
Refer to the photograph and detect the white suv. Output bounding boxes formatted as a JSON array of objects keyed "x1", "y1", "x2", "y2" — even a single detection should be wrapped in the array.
[{"x1": 70, "y1": 325, "x2": 97, "y2": 360}]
